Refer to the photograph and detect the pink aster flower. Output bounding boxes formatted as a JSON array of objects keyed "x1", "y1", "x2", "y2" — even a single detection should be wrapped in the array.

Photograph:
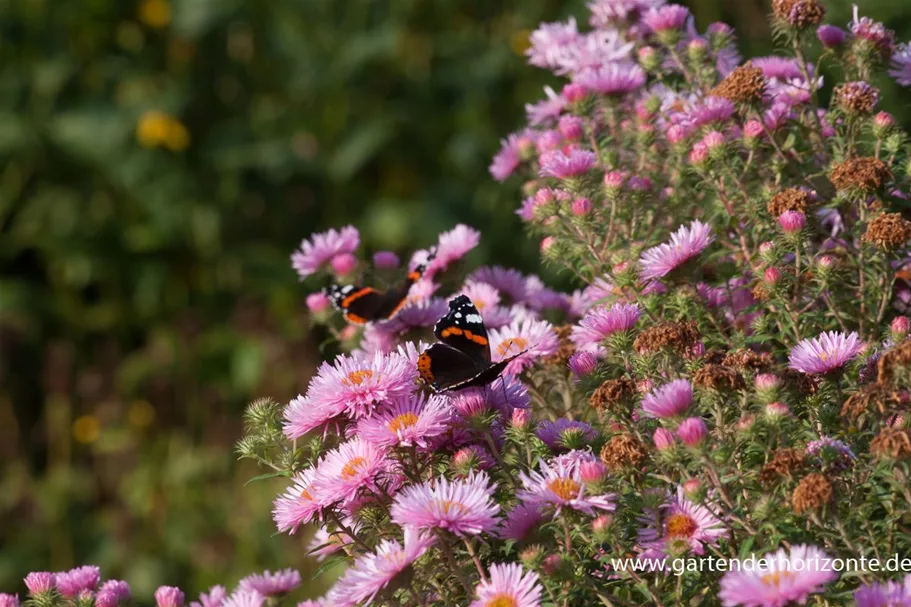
[
  {"x1": 55, "y1": 567, "x2": 101, "y2": 598},
  {"x1": 573, "y1": 63, "x2": 646, "y2": 95},
  {"x1": 273, "y1": 468, "x2": 321, "y2": 533},
  {"x1": 525, "y1": 87, "x2": 568, "y2": 125},
  {"x1": 677, "y1": 417, "x2": 707, "y2": 446},
  {"x1": 850, "y1": 7, "x2": 896, "y2": 59},
  {"x1": 423, "y1": 224, "x2": 480, "y2": 278},
  {"x1": 539, "y1": 148, "x2": 597, "y2": 179},
  {"x1": 526, "y1": 18, "x2": 581, "y2": 71},
  {"x1": 356, "y1": 393, "x2": 453, "y2": 450},
  {"x1": 291, "y1": 226, "x2": 359, "y2": 280},
  {"x1": 854, "y1": 576, "x2": 911, "y2": 607},
  {"x1": 637, "y1": 487, "x2": 727, "y2": 558},
  {"x1": 643, "y1": 4, "x2": 690, "y2": 32},
  {"x1": 222, "y1": 590, "x2": 265, "y2": 607},
  {"x1": 326, "y1": 527, "x2": 435, "y2": 607},
  {"x1": 571, "y1": 303, "x2": 641, "y2": 351},
  {"x1": 496, "y1": 503, "x2": 546, "y2": 542},
  {"x1": 300, "y1": 350, "x2": 416, "y2": 423},
  {"x1": 639, "y1": 220, "x2": 714, "y2": 281},
  {"x1": 518, "y1": 457, "x2": 615, "y2": 516},
  {"x1": 0, "y1": 596, "x2": 17, "y2": 607},
  {"x1": 307, "y1": 523, "x2": 358, "y2": 562},
  {"x1": 588, "y1": 0, "x2": 666, "y2": 26},
  {"x1": 313, "y1": 438, "x2": 391, "y2": 506},
  {"x1": 155, "y1": 587, "x2": 185, "y2": 607},
  {"x1": 447, "y1": 376, "x2": 530, "y2": 419},
  {"x1": 687, "y1": 96, "x2": 735, "y2": 128},
  {"x1": 189, "y1": 587, "x2": 227, "y2": 607},
  {"x1": 891, "y1": 44, "x2": 911, "y2": 87},
  {"x1": 719, "y1": 544, "x2": 838, "y2": 607},
  {"x1": 390, "y1": 473, "x2": 500, "y2": 536},
  {"x1": 95, "y1": 581, "x2": 131, "y2": 607},
  {"x1": 469, "y1": 266, "x2": 529, "y2": 302},
  {"x1": 238, "y1": 570, "x2": 301, "y2": 596},
  {"x1": 470, "y1": 563, "x2": 543, "y2": 607},
  {"x1": 24, "y1": 573, "x2": 56, "y2": 595},
  {"x1": 568, "y1": 351, "x2": 599, "y2": 378},
  {"x1": 282, "y1": 394, "x2": 346, "y2": 441},
  {"x1": 536, "y1": 419, "x2": 599, "y2": 449},
  {"x1": 816, "y1": 24, "x2": 846, "y2": 48},
  {"x1": 641, "y1": 379, "x2": 693, "y2": 418},
  {"x1": 490, "y1": 134, "x2": 523, "y2": 181},
  {"x1": 489, "y1": 318, "x2": 559, "y2": 375},
  {"x1": 788, "y1": 331, "x2": 864, "y2": 374}
]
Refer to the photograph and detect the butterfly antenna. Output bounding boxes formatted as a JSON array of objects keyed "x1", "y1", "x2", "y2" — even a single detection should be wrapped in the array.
[{"x1": 500, "y1": 377, "x2": 508, "y2": 407}]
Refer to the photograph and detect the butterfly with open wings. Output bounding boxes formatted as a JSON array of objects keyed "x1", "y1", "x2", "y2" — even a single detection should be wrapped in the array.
[
  {"x1": 324, "y1": 249, "x2": 436, "y2": 325},
  {"x1": 417, "y1": 294, "x2": 527, "y2": 392}
]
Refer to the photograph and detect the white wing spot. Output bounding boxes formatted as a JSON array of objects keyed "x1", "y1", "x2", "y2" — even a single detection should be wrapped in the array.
[{"x1": 465, "y1": 314, "x2": 483, "y2": 324}]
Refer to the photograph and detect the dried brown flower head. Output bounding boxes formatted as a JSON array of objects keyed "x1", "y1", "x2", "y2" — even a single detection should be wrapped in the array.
[
  {"x1": 878, "y1": 340, "x2": 911, "y2": 386},
  {"x1": 830, "y1": 157, "x2": 892, "y2": 193},
  {"x1": 863, "y1": 213, "x2": 911, "y2": 251},
  {"x1": 546, "y1": 325, "x2": 576, "y2": 365},
  {"x1": 781, "y1": 368, "x2": 819, "y2": 395},
  {"x1": 634, "y1": 321, "x2": 700, "y2": 354},
  {"x1": 723, "y1": 349, "x2": 774, "y2": 371},
  {"x1": 590, "y1": 378, "x2": 637, "y2": 415},
  {"x1": 693, "y1": 364, "x2": 745, "y2": 391},
  {"x1": 600, "y1": 433, "x2": 648, "y2": 471},
  {"x1": 834, "y1": 81, "x2": 880, "y2": 114},
  {"x1": 767, "y1": 188, "x2": 811, "y2": 217},
  {"x1": 711, "y1": 63, "x2": 766, "y2": 104},
  {"x1": 841, "y1": 383, "x2": 907, "y2": 422},
  {"x1": 792, "y1": 473, "x2": 833, "y2": 514},
  {"x1": 870, "y1": 427, "x2": 911, "y2": 460},
  {"x1": 772, "y1": 0, "x2": 825, "y2": 28},
  {"x1": 760, "y1": 448, "x2": 806, "y2": 484}
]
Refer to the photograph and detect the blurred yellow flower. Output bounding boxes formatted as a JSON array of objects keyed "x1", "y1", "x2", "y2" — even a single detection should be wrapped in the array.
[
  {"x1": 127, "y1": 400, "x2": 155, "y2": 428},
  {"x1": 138, "y1": 0, "x2": 172, "y2": 29},
  {"x1": 73, "y1": 415, "x2": 101, "y2": 444},
  {"x1": 510, "y1": 29, "x2": 531, "y2": 56},
  {"x1": 136, "y1": 111, "x2": 190, "y2": 151}
]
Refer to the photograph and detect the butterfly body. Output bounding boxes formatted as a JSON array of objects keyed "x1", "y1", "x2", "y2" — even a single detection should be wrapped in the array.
[
  {"x1": 325, "y1": 250, "x2": 435, "y2": 325},
  {"x1": 418, "y1": 295, "x2": 526, "y2": 392}
]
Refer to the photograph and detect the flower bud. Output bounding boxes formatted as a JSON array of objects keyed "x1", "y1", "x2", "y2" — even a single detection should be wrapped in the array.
[
  {"x1": 562, "y1": 83, "x2": 588, "y2": 104},
  {"x1": 778, "y1": 210, "x2": 806, "y2": 234},
  {"x1": 759, "y1": 241, "x2": 776, "y2": 261},
  {"x1": 638, "y1": 46, "x2": 660, "y2": 71},
  {"x1": 873, "y1": 111, "x2": 894, "y2": 138},
  {"x1": 666, "y1": 124, "x2": 688, "y2": 145},
  {"x1": 579, "y1": 460, "x2": 608, "y2": 483},
  {"x1": 452, "y1": 445, "x2": 493, "y2": 476},
  {"x1": 687, "y1": 38, "x2": 708, "y2": 63},
  {"x1": 373, "y1": 250, "x2": 400, "y2": 269},
  {"x1": 737, "y1": 415, "x2": 755, "y2": 432},
  {"x1": 571, "y1": 197, "x2": 592, "y2": 216},
  {"x1": 154, "y1": 587, "x2": 185, "y2": 607},
  {"x1": 592, "y1": 514, "x2": 612, "y2": 539},
  {"x1": 703, "y1": 130, "x2": 726, "y2": 161},
  {"x1": 558, "y1": 115, "x2": 584, "y2": 141},
  {"x1": 816, "y1": 24, "x2": 846, "y2": 48},
  {"x1": 891, "y1": 315, "x2": 910, "y2": 339},
  {"x1": 541, "y1": 236, "x2": 556, "y2": 254},
  {"x1": 511, "y1": 408, "x2": 530, "y2": 430},
  {"x1": 765, "y1": 401, "x2": 790, "y2": 419},
  {"x1": 519, "y1": 545, "x2": 546, "y2": 570},
  {"x1": 764, "y1": 267, "x2": 781, "y2": 284},
  {"x1": 306, "y1": 292, "x2": 331, "y2": 314},
  {"x1": 689, "y1": 142, "x2": 709, "y2": 167},
  {"x1": 568, "y1": 351, "x2": 598, "y2": 379},
  {"x1": 653, "y1": 427, "x2": 676, "y2": 451},
  {"x1": 682, "y1": 478, "x2": 703, "y2": 500},
  {"x1": 677, "y1": 417, "x2": 707, "y2": 446},
  {"x1": 330, "y1": 253, "x2": 357, "y2": 276}
]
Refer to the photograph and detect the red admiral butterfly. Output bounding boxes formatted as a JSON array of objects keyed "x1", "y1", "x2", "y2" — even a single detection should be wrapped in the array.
[
  {"x1": 417, "y1": 294, "x2": 526, "y2": 392},
  {"x1": 324, "y1": 249, "x2": 436, "y2": 325}
]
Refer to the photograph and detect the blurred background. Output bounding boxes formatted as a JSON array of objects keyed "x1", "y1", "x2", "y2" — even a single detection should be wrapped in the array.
[{"x1": 1, "y1": 0, "x2": 909, "y2": 599}]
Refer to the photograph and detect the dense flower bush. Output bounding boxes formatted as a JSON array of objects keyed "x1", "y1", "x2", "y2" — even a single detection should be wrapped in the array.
[{"x1": 7, "y1": 0, "x2": 911, "y2": 606}]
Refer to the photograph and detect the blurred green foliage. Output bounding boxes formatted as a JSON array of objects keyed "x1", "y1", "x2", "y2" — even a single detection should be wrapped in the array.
[{"x1": 0, "y1": 0, "x2": 909, "y2": 599}]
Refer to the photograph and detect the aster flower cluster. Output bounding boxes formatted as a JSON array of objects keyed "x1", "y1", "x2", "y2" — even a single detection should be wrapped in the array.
[{"x1": 11, "y1": 1, "x2": 911, "y2": 607}]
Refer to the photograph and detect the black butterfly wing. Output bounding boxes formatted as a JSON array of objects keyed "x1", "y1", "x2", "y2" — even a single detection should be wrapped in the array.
[
  {"x1": 432, "y1": 295, "x2": 491, "y2": 364},
  {"x1": 417, "y1": 343, "x2": 487, "y2": 392}
]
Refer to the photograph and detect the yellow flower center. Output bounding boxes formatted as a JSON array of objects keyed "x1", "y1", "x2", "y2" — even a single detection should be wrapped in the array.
[
  {"x1": 496, "y1": 337, "x2": 529, "y2": 357},
  {"x1": 341, "y1": 457, "x2": 367, "y2": 479},
  {"x1": 485, "y1": 596, "x2": 517, "y2": 607},
  {"x1": 547, "y1": 478, "x2": 581, "y2": 500},
  {"x1": 342, "y1": 370, "x2": 374, "y2": 386},
  {"x1": 300, "y1": 488, "x2": 313, "y2": 501},
  {"x1": 760, "y1": 571, "x2": 795, "y2": 587},
  {"x1": 665, "y1": 513, "x2": 698, "y2": 538},
  {"x1": 435, "y1": 499, "x2": 469, "y2": 515},
  {"x1": 387, "y1": 412, "x2": 419, "y2": 433},
  {"x1": 817, "y1": 351, "x2": 829, "y2": 361}
]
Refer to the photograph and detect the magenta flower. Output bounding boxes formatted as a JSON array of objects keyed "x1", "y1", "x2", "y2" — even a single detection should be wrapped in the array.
[
  {"x1": 24, "y1": 573, "x2": 56, "y2": 595},
  {"x1": 518, "y1": 457, "x2": 615, "y2": 516},
  {"x1": 0, "y1": 596, "x2": 17, "y2": 607},
  {"x1": 643, "y1": 4, "x2": 691, "y2": 32},
  {"x1": 326, "y1": 528, "x2": 435, "y2": 607},
  {"x1": 469, "y1": 266, "x2": 530, "y2": 302},
  {"x1": 573, "y1": 63, "x2": 646, "y2": 96},
  {"x1": 571, "y1": 303, "x2": 641, "y2": 351},
  {"x1": 816, "y1": 25, "x2": 846, "y2": 48},
  {"x1": 890, "y1": 44, "x2": 911, "y2": 87},
  {"x1": 719, "y1": 544, "x2": 838, "y2": 607},
  {"x1": 778, "y1": 210, "x2": 806, "y2": 233},
  {"x1": 489, "y1": 318, "x2": 559, "y2": 375},
  {"x1": 312, "y1": 438, "x2": 391, "y2": 506},
  {"x1": 688, "y1": 96, "x2": 735, "y2": 128},
  {"x1": 639, "y1": 220, "x2": 715, "y2": 281},
  {"x1": 568, "y1": 351, "x2": 598, "y2": 378},
  {"x1": 496, "y1": 503, "x2": 545, "y2": 542},
  {"x1": 189, "y1": 587, "x2": 227, "y2": 607},
  {"x1": 850, "y1": 8, "x2": 896, "y2": 59},
  {"x1": 526, "y1": 18, "x2": 581, "y2": 71},
  {"x1": 490, "y1": 134, "x2": 523, "y2": 181},
  {"x1": 677, "y1": 417, "x2": 708, "y2": 446},
  {"x1": 641, "y1": 379, "x2": 693, "y2": 418},
  {"x1": 356, "y1": 393, "x2": 453, "y2": 450},
  {"x1": 525, "y1": 87, "x2": 568, "y2": 125},
  {"x1": 447, "y1": 376, "x2": 530, "y2": 419},
  {"x1": 539, "y1": 148, "x2": 597, "y2": 179},
  {"x1": 291, "y1": 226, "x2": 359, "y2": 280},
  {"x1": 854, "y1": 576, "x2": 911, "y2": 607},
  {"x1": 425, "y1": 224, "x2": 481, "y2": 277},
  {"x1": 536, "y1": 419, "x2": 599, "y2": 449},
  {"x1": 221, "y1": 590, "x2": 264, "y2": 607},
  {"x1": 470, "y1": 563, "x2": 543, "y2": 607},
  {"x1": 390, "y1": 473, "x2": 500, "y2": 536},
  {"x1": 238, "y1": 570, "x2": 301, "y2": 596},
  {"x1": 589, "y1": 0, "x2": 666, "y2": 25},
  {"x1": 55, "y1": 567, "x2": 101, "y2": 598},
  {"x1": 788, "y1": 331, "x2": 864, "y2": 374},
  {"x1": 282, "y1": 394, "x2": 345, "y2": 441},
  {"x1": 95, "y1": 582, "x2": 131, "y2": 607},
  {"x1": 637, "y1": 487, "x2": 727, "y2": 558},
  {"x1": 155, "y1": 587, "x2": 185, "y2": 607},
  {"x1": 653, "y1": 428, "x2": 676, "y2": 450},
  {"x1": 272, "y1": 468, "x2": 322, "y2": 533}
]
